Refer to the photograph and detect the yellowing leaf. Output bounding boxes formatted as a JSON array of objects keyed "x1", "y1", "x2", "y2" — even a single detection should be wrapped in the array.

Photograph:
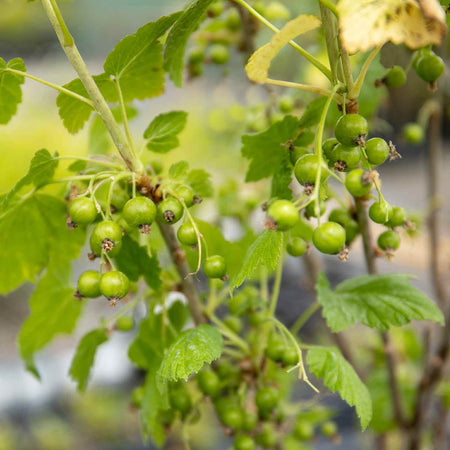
[
  {"x1": 245, "y1": 14, "x2": 321, "y2": 84},
  {"x1": 338, "y1": 0, "x2": 447, "y2": 54}
]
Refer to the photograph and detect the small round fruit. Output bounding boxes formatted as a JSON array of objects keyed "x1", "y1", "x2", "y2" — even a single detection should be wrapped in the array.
[
  {"x1": 345, "y1": 169, "x2": 373, "y2": 197},
  {"x1": 305, "y1": 199, "x2": 326, "y2": 218},
  {"x1": 278, "y1": 96, "x2": 295, "y2": 113},
  {"x1": 328, "y1": 143, "x2": 361, "y2": 171},
  {"x1": 69, "y1": 197, "x2": 97, "y2": 225},
  {"x1": 267, "y1": 200, "x2": 299, "y2": 231},
  {"x1": 242, "y1": 412, "x2": 258, "y2": 431},
  {"x1": 225, "y1": 8, "x2": 242, "y2": 31},
  {"x1": 203, "y1": 255, "x2": 227, "y2": 279},
  {"x1": 387, "y1": 206, "x2": 407, "y2": 228},
  {"x1": 369, "y1": 201, "x2": 392, "y2": 224},
  {"x1": 334, "y1": 114, "x2": 369, "y2": 146},
  {"x1": 157, "y1": 198, "x2": 184, "y2": 224},
  {"x1": 412, "y1": 48, "x2": 431, "y2": 70},
  {"x1": 256, "y1": 386, "x2": 278, "y2": 414},
  {"x1": 207, "y1": 1, "x2": 224, "y2": 17},
  {"x1": 175, "y1": 185, "x2": 195, "y2": 207},
  {"x1": 403, "y1": 123, "x2": 424, "y2": 145},
  {"x1": 216, "y1": 360, "x2": 240, "y2": 381},
  {"x1": 294, "y1": 154, "x2": 328, "y2": 186},
  {"x1": 159, "y1": 408, "x2": 175, "y2": 426},
  {"x1": 169, "y1": 388, "x2": 192, "y2": 416},
  {"x1": 122, "y1": 197, "x2": 156, "y2": 228},
  {"x1": 265, "y1": 333, "x2": 284, "y2": 362},
  {"x1": 116, "y1": 316, "x2": 134, "y2": 332},
  {"x1": 77, "y1": 270, "x2": 101, "y2": 298},
  {"x1": 224, "y1": 315, "x2": 243, "y2": 334},
  {"x1": 256, "y1": 424, "x2": 277, "y2": 448},
  {"x1": 281, "y1": 347, "x2": 298, "y2": 366},
  {"x1": 287, "y1": 237, "x2": 307, "y2": 257},
  {"x1": 188, "y1": 46, "x2": 204, "y2": 64},
  {"x1": 294, "y1": 420, "x2": 314, "y2": 441},
  {"x1": 90, "y1": 221, "x2": 123, "y2": 256},
  {"x1": 322, "y1": 421, "x2": 338, "y2": 437},
  {"x1": 249, "y1": 311, "x2": 266, "y2": 327},
  {"x1": 131, "y1": 386, "x2": 144, "y2": 408},
  {"x1": 220, "y1": 405, "x2": 244, "y2": 430},
  {"x1": 99, "y1": 271, "x2": 130, "y2": 299},
  {"x1": 177, "y1": 223, "x2": 198, "y2": 246},
  {"x1": 234, "y1": 434, "x2": 255, "y2": 450},
  {"x1": 197, "y1": 370, "x2": 221, "y2": 398},
  {"x1": 384, "y1": 65, "x2": 406, "y2": 88},
  {"x1": 312, "y1": 222, "x2": 346, "y2": 255},
  {"x1": 265, "y1": 1, "x2": 291, "y2": 20},
  {"x1": 415, "y1": 52, "x2": 445, "y2": 83},
  {"x1": 322, "y1": 137, "x2": 339, "y2": 160},
  {"x1": 365, "y1": 138, "x2": 390, "y2": 166},
  {"x1": 378, "y1": 230, "x2": 401, "y2": 250},
  {"x1": 209, "y1": 44, "x2": 229, "y2": 65},
  {"x1": 290, "y1": 146, "x2": 310, "y2": 165}
]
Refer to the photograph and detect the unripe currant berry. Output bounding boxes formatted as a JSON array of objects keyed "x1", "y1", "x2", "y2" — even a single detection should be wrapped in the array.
[
  {"x1": 322, "y1": 137, "x2": 339, "y2": 160},
  {"x1": 234, "y1": 434, "x2": 255, "y2": 450},
  {"x1": 281, "y1": 347, "x2": 299, "y2": 366},
  {"x1": 387, "y1": 206, "x2": 407, "y2": 228},
  {"x1": 322, "y1": 421, "x2": 338, "y2": 437},
  {"x1": 256, "y1": 386, "x2": 278, "y2": 414},
  {"x1": 90, "y1": 221, "x2": 123, "y2": 257},
  {"x1": 116, "y1": 316, "x2": 134, "y2": 332},
  {"x1": 157, "y1": 197, "x2": 184, "y2": 224},
  {"x1": 403, "y1": 123, "x2": 424, "y2": 145},
  {"x1": 415, "y1": 52, "x2": 445, "y2": 83},
  {"x1": 131, "y1": 386, "x2": 144, "y2": 408},
  {"x1": 294, "y1": 420, "x2": 314, "y2": 441},
  {"x1": 290, "y1": 146, "x2": 310, "y2": 166},
  {"x1": 224, "y1": 315, "x2": 243, "y2": 334},
  {"x1": 378, "y1": 230, "x2": 401, "y2": 250},
  {"x1": 77, "y1": 270, "x2": 102, "y2": 298},
  {"x1": 224, "y1": 8, "x2": 242, "y2": 31},
  {"x1": 286, "y1": 237, "x2": 307, "y2": 257},
  {"x1": 267, "y1": 200, "x2": 299, "y2": 231},
  {"x1": 177, "y1": 223, "x2": 198, "y2": 246},
  {"x1": 328, "y1": 143, "x2": 361, "y2": 172},
  {"x1": 242, "y1": 412, "x2": 258, "y2": 431},
  {"x1": 207, "y1": 0, "x2": 225, "y2": 17},
  {"x1": 334, "y1": 114, "x2": 368, "y2": 146},
  {"x1": 383, "y1": 65, "x2": 406, "y2": 88},
  {"x1": 197, "y1": 369, "x2": 221, "y2": 398},
  {"x1": 294, "y1": 154, "x2": 328, "y2": 186},
  {"x1": 69, "y1": 197, "x2": 97, "y2": 226},
  {"x1": 278, "y1": 96, "x2": 295, "y2": 113},
  {"x1": 328, "y1": 208, "x2": 360, "y2": 244},
  {"x1": 169, "y1": 387, "x2": 192, "y2": 416},
  {"x1": 265, "y1": 333, "x2": 284, "y2": 362},
  {"x1": 256, "y1": 423, "x2": 277, "y2": 448},
  {"x1": 312, "y1": 222, "x2": 346, "y2": 255},
  {"x1": 305, "y1": 199, "x2": 326, "y2": 218},
  {"x1": 99, "y1": 270, "x2": 130, "y2": 300},
  {"x1": 209, "y1": 44, "x2": 230, "y2": 65},
  {"x1": 365, "y1": 138, "x2": 390, "y2": 166},
  {"x1": 203, "y1": 255, "x2": 227, "y2": 279},
  {"x1": 369, "y1": 201, "x2": 392, "y2": 224},
  {"x1": 175, "y1": 185, "x2": 196, "y2": 207},
  {"x1": 122, "y1": 197, "x2": 156, "y2": 231},
  {"x1": 345, "y1": 169, "x2": 373, "y2": 198},
  {"x1": 188, "y1": 46, "x2": 205, "y2": 65}
]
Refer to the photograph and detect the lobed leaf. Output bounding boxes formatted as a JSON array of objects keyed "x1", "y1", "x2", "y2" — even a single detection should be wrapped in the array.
[
  {"x1": 0, "y1": 58, "x2": 26, "y2": 125},
  {"x1": 144, "y1": 111, "x2": 188, "y2": 153}
]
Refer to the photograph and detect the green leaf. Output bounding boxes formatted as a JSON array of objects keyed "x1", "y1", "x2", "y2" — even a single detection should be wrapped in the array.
[
  {"x1": 164, "y1": 0, "x2": 215, "y2": 87},
  {"x1": 0, "y1": 58, "x2": 26, "y2": 124},
  {"x1": 0, "y1": 194, "x2": 85, "y2": 295},
  {"x1": 104, "y1": 14, "x2": 180, "y2": 101},
  {"x1": 271, "y1": 152, "x2": 292, "y2": 199},
  {"x1": 18, "y1": 262, "x2": 84, "y2": 377},
  {"x1": 307, "y1": 346, "x2": 372, "y2": 430},
  {"x1": 298, "y1": 97, "x2": 327, "y2": 128},
  {"x1": 232, "y1": 230, "x2": 284, "y2": 289},
  {"x1": 69, "y1": 328, "x2": 109, "y2": 393},
  {"x1": 3, "y1": 149, "x2": 58, "y2": 208},
  {"x1": 241, "y1": 115, "x2": 299, "y2": 182},
  {"x1": 56, "y1": 75, "x2": 117, "y2": 134},
  {"x1": 316, "y1": 272, "x2": 444, "y2": 332},
  {"x1": 115, "y1": 235, "x2": 161, "y2": 292},
  {"x1": 293, "y1": 130, "x2": 315, "y2": 146},
  {"x1": 185, "y1": 169, "x2": 213, "y2": 198},
  {"x1": 169, "y1": 160, "x2": 189, "y2": 179},
  {"x1": 144, "y1": 111, "x2": 188, "y2": 153},
  {"x1": 157, "y1": 324, "x2": 223, "y2": 383}
]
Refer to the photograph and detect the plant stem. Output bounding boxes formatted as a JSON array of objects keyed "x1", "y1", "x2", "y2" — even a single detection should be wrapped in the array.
[
  {"x1": 350, "y1": 46, "x2": 382, "y2": 98},
  {"x1": 268, "y1": 257, "x2": 283, "y2": 317},
  {"x1": 208, "y1": 313, "x2": 250, "y2": 353},
  {"x1": 291, "y1": 302, "x2": 320, "y2": 334},
  {"x1": 57, "y1": 155, "x2": 124, "y2": 170},
  {"x1": 319, "y1": 0, "x2": 339, "y2": 17},
  {"x1": 40, "y1": 0, "x2": 143, "y2": 174},
  {"x1": 49, "y1": 0, "x2": 73, "y2": 46},
  {"x1": 265, "y1": 78, "x2": 342, "y2": 102},
  {"x1": 232, "y1": 0, "x2": 332, "y2": 80},
  {"x1": 157, "y1": 222, "x2": 206, "y2": 325},
  {"x1": 319, "y1": 3, "x2": 341, "y2": 85},
  {"x1": 114, "y1": 78, "x2": 136, "y2": 156}
]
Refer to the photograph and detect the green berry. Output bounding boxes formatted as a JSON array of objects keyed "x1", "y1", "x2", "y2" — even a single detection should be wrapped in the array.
[
  {"x1": 334, "y1": 114, "x2": 369, "y2": 146},
  {"x1": 267, "y1": 200, "x2": 299, "y2": 231},
  {"x1": 294, "y1": 154, "x2": 328, "y2": 186},
  {"x1": 321, "y1": 421, "x2": 338, "y2": 437},
  {"x1": 256, "y1": 423, "x2": 277, "y2": 448},
  {"x1": 157, "y1": 198, "x2": 184, "y2": 224},
  {"x1": 403, "y1": 123, "x2": 424, "y2": 145},
  {"x1": 197, "y1": 369, "x2": 221, "y2": 398},
  {"x1": 294, "y1": 420, "x2": 314, "y2": 441},
  {"x1": 69, "y1": 197, "x2": 97, "y2": 226},
  {"x1": 209, "y1": 44, "x2": 229, "y2": 65},
  {"x1": 242, "y1": 412, "x2": 258, "y2": 431},
  {"x1": 365, "y1": 138, "x2": 390, "y2": 166},
  {"x1": 234, "y1": 434, "x2": 255, "y2": 450},
  {"x1": 328, "y1": 143, "x2": 361, "y2": 171},
  {"x1": 278, "y1": 96, "x2": 295, "y2": 113},
  {"x1": 265, "y1": 1, "x2": 291, "y2": 20},
  {"x1": 312, "y1": 222, "x2": 346, "y2": 255},
  {"x1": 207, "y1": 1, "x2": 225, "y2": 17},
  {"x1": 249, "y1": 311, "x2": 266, "y2": 327},
  {"x1": 256, "y1": 386, "x2": 278, "y2": 414},
  {"x1": 203, "y1": 255, "x2": 227, "y2": 279},
  {"x1": 216, "y1": 360, "x2": 240, "y2": 381},
  {"x1": 281, "y1": 347, "x2": 298, "y2": 366},
  {"x1": 177, "y1": 223, "x2": 198, "y2": 246},
  {"x1": 116, "y1": 316, "x2": 134, "y2": 332},
  {"x1": 345, "y1": 169, "x2": 372, "y2": 197},
  {"x1": 322, "y1": 137, "x2": 339, "y2": 160},
  {"x1": 378, "y1": 230, "x2": 401, "y2": 250},
  {"x1": 77, "y1": 270, "x2": 101, "y2": 298},
  {"x1": 225, "y1": 8, "x2": 241, "y2": 31},
  {"x1": 169, "y1": 388, "x2": 192, "y2": 416},
  {"x1": 188, "y1": 46, "x2": 204, "y2": 64},
  {"x1": 90, "y1": 221, "x2": 123, "y2": 257},
  {"x1": 99, "y1": 271, "x2": 130, "y2": 299},
  {"x1": 265, "y1": 333, "x2": 284, "y2": 362},
  {"x1": 328, "y1": 208, "x2": 359, "y2": 245},
  {"x1": 175, "y1": 185, "x2": 196, "y2": 207},
  {"x1": 224, "y1": 315, "x2": 243, "y2": 334},
  {"x1": 369, "y1": 201, "x2": 392, "y2": 224},
  {"x1": 412, "y1": 48, "x2": 431, "y2": 70},
  {"x1": 387, "y1": 206, "x2": 407, "y2": 228},
  {"x1": 122, "y1": 197, "x2": 156, "y2": 229},
  {"x1": 305, "y1": 199, "x2": 326, "y2": 218},
  {"x1": 286, "y1": 237, "x2": 307, "y2": 257},
  {"x1": 131, "y1": 386, "x2": 144, "y2": 408},
  {"x1": 384, "y1": 65, "x2": 406, "y2": 88},
  {"x1": 217, "y1": 402, "x2": 244, "y2": 430},
  {"x1": 159, "y1": 408, "x2": 175, "y2": 426},
  {"x1": 415, "y1": 52, "x2": 445, "y2": 83}
]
